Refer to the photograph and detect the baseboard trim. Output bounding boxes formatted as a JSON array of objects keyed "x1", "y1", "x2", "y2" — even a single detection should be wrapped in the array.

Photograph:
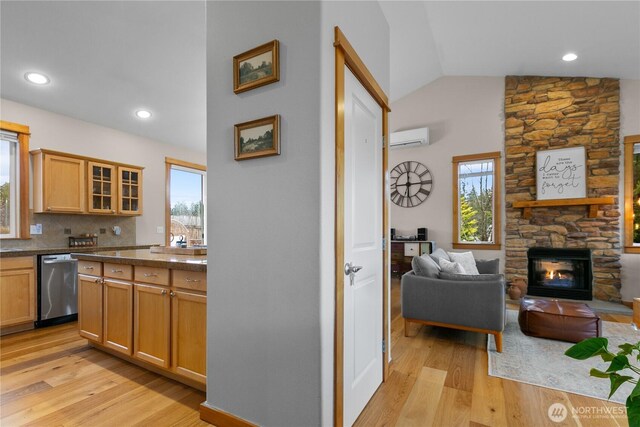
[{"x1": 200, "y1": 403, "x2": 257, "y2": 427}]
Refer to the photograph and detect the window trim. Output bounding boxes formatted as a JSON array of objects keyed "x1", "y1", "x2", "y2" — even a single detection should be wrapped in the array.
[
  {"x1": 0, "y1": 120, "x2": 30, "y2": 240},
  {"x1": 165, "y1": 157, "x2": 207, "y2": 246},
  {"x1": 452, "y1": 151, "x2": 502, "y2": 250},
  {"x1": 624, "y1": 134, "x2": 640, "y2": 254}
]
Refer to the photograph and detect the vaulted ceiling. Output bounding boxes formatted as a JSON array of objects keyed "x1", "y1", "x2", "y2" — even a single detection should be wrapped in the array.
[{"x1": 1, "y1": 1, "x2": 638, "y2": 151}]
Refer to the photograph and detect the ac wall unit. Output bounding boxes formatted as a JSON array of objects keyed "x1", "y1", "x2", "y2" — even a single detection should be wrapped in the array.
[{"x1": 389, "y1": 127, "x2": 429, "y2": 149}]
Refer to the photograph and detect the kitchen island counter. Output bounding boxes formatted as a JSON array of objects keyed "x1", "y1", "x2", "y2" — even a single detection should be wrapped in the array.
[{"x1": 72, "y1": 249, "x2": 206, "y2": 272}]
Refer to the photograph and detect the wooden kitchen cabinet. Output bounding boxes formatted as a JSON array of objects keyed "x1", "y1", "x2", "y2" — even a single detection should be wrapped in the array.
[
  {"x1": 103, "y1": 279, "x2": 133, "y2": 355},
  {"x1": 118, "y1": 167, "x2": 143, "y2": 215},
  {"x1": 133, "y1": 283, "x2": 171, "y2": 368},
  {"x1": 88, "y1": 161, "x2": 116, "y2": 214},
  {"x1": 0, "y1": 256, "x2": 35, "y2": 331},
  {"x1": 171, "y1": 290, "x2": 206, "y2": 382},
  {"x1": 78, "y1": 273, "x2": 103, "y2": 342},
  {"x1": 32, "y1": 151, "x2": 86, "y2": 213},
  {"x1": 31, "y1": 149, "x2": 143, "y2": 216}
]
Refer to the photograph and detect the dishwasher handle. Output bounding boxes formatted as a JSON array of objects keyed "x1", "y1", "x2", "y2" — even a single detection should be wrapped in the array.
[{"x1": 43, "y1": 259, "x2": 78, "y2": 265}]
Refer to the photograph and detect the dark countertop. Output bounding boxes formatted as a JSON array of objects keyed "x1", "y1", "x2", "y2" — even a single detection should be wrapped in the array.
[
  {"x1": 72, "y1": 249, "x2": 207, "y2": 272},
  {"x1": 0, "y1": 245, "x2": 154, "y2": 258}
]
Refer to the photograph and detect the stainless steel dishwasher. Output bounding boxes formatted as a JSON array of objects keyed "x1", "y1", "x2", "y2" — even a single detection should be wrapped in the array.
[{"x1": 37, "y1": 254, "x2": 78, "y2": 327}]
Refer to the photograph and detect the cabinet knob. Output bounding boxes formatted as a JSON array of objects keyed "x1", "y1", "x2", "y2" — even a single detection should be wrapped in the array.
[
  {"x1": 170, "y1": 291, "x2": 175, "y2": 298},
  {"x1": 111, "y1": 269, "x2": 123, "y2": 273},
  {"x1": 185, "y1": 278, "x2": 201, "y2": 283},
  {"x1": 83, "y1": 266, "x2": 94, "y2": 270},
  {"x1": 144, "y1": 273, "x2": 158, "y2": 277},
  {"x1": 161, "y1": 289, "x2": 167, "y2": 296}
]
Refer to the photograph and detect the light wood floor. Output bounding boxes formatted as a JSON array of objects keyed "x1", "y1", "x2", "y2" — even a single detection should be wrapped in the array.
[
  {"x1": 0, "y1": 322, "x2": 208, "y2": 426},
  {"x1": 355, "y1": 278, "x2": 631, "y2": 427},
  {"x1": 0, "y1": 282, "x2": 632, "y2": 427}
]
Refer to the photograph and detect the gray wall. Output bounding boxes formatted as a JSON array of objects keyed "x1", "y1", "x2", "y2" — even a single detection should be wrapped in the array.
[
  {"x1": 205, "y1": 2, "x2": 322, "y2": 426},
  {"x1": 206, "y1": 2, "x2": 390, "y2": 425}
]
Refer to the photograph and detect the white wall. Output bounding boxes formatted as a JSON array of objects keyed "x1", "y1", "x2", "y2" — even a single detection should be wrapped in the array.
[
  {"x1": 1, "y1": 98, "x2": 205, "y2": 245},
  {"x1": 388, "y1": 76, "x2": 505, "y2": 263},
  {"x1": 319, "y1": 3, "x2": 390, "y2": 425},
  {"x1": 620, "y1": 79, "x2": 640, "y2": 301}
]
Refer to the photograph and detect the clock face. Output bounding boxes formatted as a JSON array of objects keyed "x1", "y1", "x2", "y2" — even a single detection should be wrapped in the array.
[{"x1": 390, "y1": 161, "x2": 433, "y2": 208}]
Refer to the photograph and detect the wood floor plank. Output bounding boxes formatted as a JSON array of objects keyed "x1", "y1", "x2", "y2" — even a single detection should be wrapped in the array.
[
  {"x1": 396, "y1": 366, "x2": 447, "y2": 427},
  {"x1": 432, "y1": 386, "x2": 472, "y2": 426},
  {"x1": 444, "y1": 342, "x2": 476, "y2": 392},
  {"x1": 470, "y1": 348, "x2": 508, "y2": 427}
]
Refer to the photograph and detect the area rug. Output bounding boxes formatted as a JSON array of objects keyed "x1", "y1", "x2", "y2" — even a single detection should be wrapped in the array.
[{"x1": 487, "y1": 310, "x2": 639, "y2": 404}]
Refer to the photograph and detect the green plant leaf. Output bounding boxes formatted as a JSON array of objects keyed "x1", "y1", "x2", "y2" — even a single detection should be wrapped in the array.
[
  {"x1": 632, "y1": 380, "x2": 640, "y2": 400},
  {"x1": 626, "y1": 394, "x2": 640, "y2": 427},
  {"x1": 602, "y1": 352, "x2": 615, "y2": 362},
  {"x1": 590, "y1": 368, "x2": 611, "y2": 379},
  {"x1": 607, "y1": 355, "x2": 631, "y2": 373},
  {"x1": 619, "y1": 343, "x2": 635, "y2": 356},
  {"x1": 610, "y1": 373, "x2": 634, "y2": 399},
  {"x1": 565, "y1": 338, "x2": 609, "y2": 360}
]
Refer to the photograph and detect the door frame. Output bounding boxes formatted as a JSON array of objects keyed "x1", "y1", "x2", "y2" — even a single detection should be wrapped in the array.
[{"x1": 334, "y1": 26, "x2": 391, "y2": 427}]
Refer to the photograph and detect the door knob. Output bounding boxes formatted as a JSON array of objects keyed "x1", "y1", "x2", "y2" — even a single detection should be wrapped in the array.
[
  {"x1": 344, "y1": 262, "x2": 363, "y2": 276},
  {"x1": 344, "y1": 262, "x2": 363, "y2": 287}
]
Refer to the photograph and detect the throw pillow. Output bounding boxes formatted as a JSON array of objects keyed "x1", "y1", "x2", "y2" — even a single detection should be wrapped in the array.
[
  {"x1": 476, "y1": 258, "x2": 500, "y2": 275},
  {"x1": 439, "y1": 272, "x2": 504, "y2": 282},
  {"x1": 429, "y1": 248, "x2": 450, "y2": 265},
  {"x1": 412, "y1": 254, "x2": 440, "y2": 278},
  {"x1": 438, "y1": 258, "x2": 466, "y2": 274},
  {"x1": 448, "y1": 251, "x2": 479, "y2": 275}
]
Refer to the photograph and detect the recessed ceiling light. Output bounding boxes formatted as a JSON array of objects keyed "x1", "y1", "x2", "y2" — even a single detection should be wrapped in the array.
[
  {"x1": 24, "y1": 72, "x2": 50, "y2": 85},
  {"x1": 135, "y1": 110, "x2": 152, "y2": 119},
  {"x1": 562, "y1": 53, "x2": 578, "y2": 62}
]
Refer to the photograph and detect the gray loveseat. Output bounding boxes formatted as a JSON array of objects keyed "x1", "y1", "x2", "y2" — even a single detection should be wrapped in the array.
[{"x1": 401, "y1": 255, "x2": 506, "y2": 352}]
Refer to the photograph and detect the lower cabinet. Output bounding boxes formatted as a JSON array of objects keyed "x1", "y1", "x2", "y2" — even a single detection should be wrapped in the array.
[
  {"x1": 76, "y1": 262, "x2": 206, "y2": 388},
  {"x1": 171, "y1": 290, "x2": 207, "y2": 382},
  {"x1": 0, "y1": 256, "x2": 36, "y2": 332},
  {"x1": 104, "y1": 279, "x2": 133, "y2": 355},
  {"x1": 78, "y1": 273, "x2": 103, "y2": 342},
  {"x1": 133, "y1": 283, "x2": 171, "y2": 368}
]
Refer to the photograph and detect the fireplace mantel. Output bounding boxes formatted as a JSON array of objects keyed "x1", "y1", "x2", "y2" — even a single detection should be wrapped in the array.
[{"x1": 513, "y1": 197, "x2": 615, "y2": 219}]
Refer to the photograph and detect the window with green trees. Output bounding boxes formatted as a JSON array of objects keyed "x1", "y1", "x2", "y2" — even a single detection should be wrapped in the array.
[{"x1": 452, "y1": 152, "x2": 501, "y2": 250}]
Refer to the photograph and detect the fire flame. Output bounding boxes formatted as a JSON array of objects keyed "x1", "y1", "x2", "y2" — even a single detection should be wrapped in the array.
[{"x1": 546, "y1": 270, "x2": 564, "y2": 280}]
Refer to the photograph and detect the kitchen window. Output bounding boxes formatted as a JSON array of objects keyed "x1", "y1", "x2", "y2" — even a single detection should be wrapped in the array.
[
  {"x1": 452, "y1": 151, "x2": 502, "y2": 250},
  {"x1": 0, "y1": 121, "x2": 30, "y2": 239},
  {"x1": 165, "y1": 158, "x2": 207, "y2": 247}
]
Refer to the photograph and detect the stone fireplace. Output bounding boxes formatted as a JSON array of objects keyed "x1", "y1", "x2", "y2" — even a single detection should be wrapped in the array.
[
  {"x1": 527, "y1": 248, "x2": 592, "y2": 300},
  {"x1": 504, "y1": 76, "x2": 621, "y2": 302}
]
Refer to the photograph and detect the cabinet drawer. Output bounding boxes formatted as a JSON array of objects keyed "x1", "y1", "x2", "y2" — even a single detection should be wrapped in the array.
[
  {"x1": 78, "y1": 261, "x2": 102, "y2": 276},
  {"x1": 404, "y1": 243, "x2": 419, "y2": 257},
  {"x1": 171, "y1": 270, "x2": 206, "y2": 292},
  {"x1": 104, "y1": 263, "x2": 133, "y2": 281},
  {"x1": 134, "y1": 266, "x2": 169, "y2": 286}
]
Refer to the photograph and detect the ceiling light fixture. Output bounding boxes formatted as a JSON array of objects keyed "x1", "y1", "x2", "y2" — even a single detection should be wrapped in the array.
[
  {"x1": 24, "y1": 72, "x2": 50, "y2": 85},
  {"x1": 562, "y1": 53, "x2": 578, "y2": 62},
  {"x1": 135, "y1": 110, "x2": 152, "y2": 119}
]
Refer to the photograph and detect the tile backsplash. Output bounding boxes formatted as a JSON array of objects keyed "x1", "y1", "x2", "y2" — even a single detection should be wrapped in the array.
[{"x1": 2, "y1": 211, "x2": 136, "y2": 249}]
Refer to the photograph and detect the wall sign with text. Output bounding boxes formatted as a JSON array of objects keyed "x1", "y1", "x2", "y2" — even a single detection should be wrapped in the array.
[{"x1": 536, "y1": 146, "x2": 586, "y2": 200}]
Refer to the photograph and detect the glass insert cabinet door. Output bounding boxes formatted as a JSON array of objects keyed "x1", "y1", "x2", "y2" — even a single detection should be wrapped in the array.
[
  {"x1": 118, "y1": 167, "x2": 143, "y2": 215},
  {"x1": 87, "y1": 161, "x2": 115, "y2": 214}
]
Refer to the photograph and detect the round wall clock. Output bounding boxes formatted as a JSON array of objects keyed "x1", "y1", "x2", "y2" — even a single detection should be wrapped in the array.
[{"x1": 390, "y1": 161, "x2": 433, "y2": 208}]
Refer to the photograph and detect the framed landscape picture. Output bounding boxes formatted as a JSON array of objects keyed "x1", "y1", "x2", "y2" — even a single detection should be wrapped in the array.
[
  {"x1": 536, "y1": 146, "x2": 586, "y2": 200},
  {"x1": 233, "y1": 40, "x2": 280, "y2": 94},
  {"x1": 234, "y1": 115, "x2": 280, "y2": 161}
]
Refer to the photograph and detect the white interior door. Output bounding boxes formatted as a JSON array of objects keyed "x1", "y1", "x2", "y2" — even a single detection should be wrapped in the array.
[{"x1": 343, "y1": 68, "x2": 383, "y2": 426}]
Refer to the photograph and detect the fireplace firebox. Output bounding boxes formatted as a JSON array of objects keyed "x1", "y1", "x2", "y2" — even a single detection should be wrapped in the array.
[{"x1": 527, "y1": 248, "x2": 592, "y2": 300}]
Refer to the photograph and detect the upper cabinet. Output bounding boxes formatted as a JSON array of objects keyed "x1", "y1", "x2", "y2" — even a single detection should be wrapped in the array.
[
  {"x1": 88, "y1": 161, "x2": 116, "y2": 214},
  {"x1": 118, "y1": 166, "x2": 143, "y2": 215},
  {"x1": 31, "y1": 149, "x2": 143, "y2": 216}
]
